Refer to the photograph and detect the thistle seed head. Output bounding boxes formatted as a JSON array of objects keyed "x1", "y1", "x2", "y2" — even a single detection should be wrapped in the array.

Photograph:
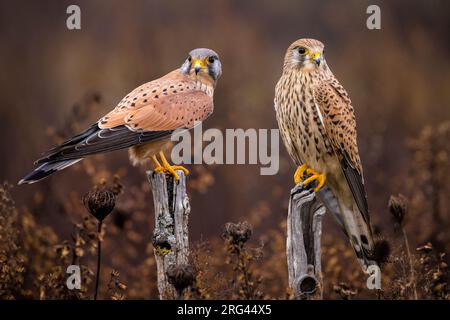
[
  {"x1": 83, "y1": 188, "x2": 116, "y2": 221},
  {"x1": 388, "y1": 194, "x2": 408, "y2": 227},
  {"x1": 167, "y1": 264, "x2": 195, "y2": 294},
  {"x1": 222, "y1": 221, "x2": 253, "y2": 245}
]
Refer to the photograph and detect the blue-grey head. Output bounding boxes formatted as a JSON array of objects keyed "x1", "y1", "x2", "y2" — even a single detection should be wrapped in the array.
[{"x1": 180, "y1": 48, "x2": 222, "y2": 82}]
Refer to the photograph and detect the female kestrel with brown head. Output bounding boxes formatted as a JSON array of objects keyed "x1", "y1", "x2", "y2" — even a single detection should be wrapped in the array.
[
  {"x1": 19, "y1": 48, "x2": 222, "y2": 184},
  {"x1": 274, "y1": 38, "x2": 376, "y2": 270}
]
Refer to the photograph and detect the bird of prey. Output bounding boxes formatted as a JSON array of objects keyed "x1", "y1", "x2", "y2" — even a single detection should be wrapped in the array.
[
  {"x1": 274, "y1": 38, "x2": 375, "y2": 270},
  {"x1": 19, "y1": 48, "x2": 222, "y2": 184}
]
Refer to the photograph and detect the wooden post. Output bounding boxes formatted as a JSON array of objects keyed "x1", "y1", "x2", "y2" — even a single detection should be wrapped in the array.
[
  {"x1": 147, "y1": 170, "x2": 191, "y2": 300},
  {"x1": 287, "y1": 183, "x2": 326, "y2": 299}
]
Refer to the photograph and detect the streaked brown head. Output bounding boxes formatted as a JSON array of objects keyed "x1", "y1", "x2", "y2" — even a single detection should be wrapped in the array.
[{"x1": 283, "y1": 38, "x2": 326, "y2": 72}]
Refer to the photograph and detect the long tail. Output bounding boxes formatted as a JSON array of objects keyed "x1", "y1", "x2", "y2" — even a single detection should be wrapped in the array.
[
  {"x1": 318, "y1": 186, "x2": 376, "y2": 271},
  {"x1": 339, "y1": 203, "x2": 376, "y2": 271},
  {"x1": 18, "y1": 159, "x2": 83, "y2": 185},
  {"x1": 18, "y1": 123, "x2": 173, "y2": 185}
]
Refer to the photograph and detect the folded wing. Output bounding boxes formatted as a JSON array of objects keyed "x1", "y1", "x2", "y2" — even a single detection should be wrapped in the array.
[{"x1": 313, "y1": 78, "x2": 369, "y2": 225}]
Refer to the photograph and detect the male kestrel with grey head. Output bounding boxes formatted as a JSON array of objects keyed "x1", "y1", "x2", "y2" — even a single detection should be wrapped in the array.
[
  {"x1": 19, "y1": 48, "x2": 222, "y2": 184},
  {"x1": 274, "y1": 38, "x2": 376, "y2": 270}
]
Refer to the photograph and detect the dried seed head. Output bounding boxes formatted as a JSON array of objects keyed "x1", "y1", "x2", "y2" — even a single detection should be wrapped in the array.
[
  {"x1": 166, "y1": 264, "x2": 195, "y2": 294},
  {"x1": 388, "y1": 194, "x2": 408, "y2": 227},
  {"x1": 222, "y1": 221, "x2": 253, "y2": 245},
  {"x1": 83, "y1": 188, "x2": 116, "y2": 221},
  {"x1": 368, "y1": 238, "x2": 391, "y2": 267}
]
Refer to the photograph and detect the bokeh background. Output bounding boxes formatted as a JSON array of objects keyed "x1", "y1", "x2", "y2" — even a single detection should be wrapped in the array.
[{"x1": 0, "y1": 0, "x2": 449, "y2": 299}]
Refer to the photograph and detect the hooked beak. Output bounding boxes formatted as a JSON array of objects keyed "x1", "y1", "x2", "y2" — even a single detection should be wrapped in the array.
[
  {"x1": 193, "y1": 59, "x2": 206, "y2": 75},
  {"x1": 310, "y1": 51, "x2": 321, "y2": 66}
]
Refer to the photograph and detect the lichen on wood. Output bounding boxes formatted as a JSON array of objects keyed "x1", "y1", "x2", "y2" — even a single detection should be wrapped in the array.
[{"x1": 147, "y1": 171, "x2": 191, "y2": 300}]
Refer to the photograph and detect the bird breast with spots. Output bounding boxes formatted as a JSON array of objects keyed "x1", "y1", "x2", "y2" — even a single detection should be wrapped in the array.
[{"x1": 275, "y1": 70, "x2": 333, "y2": 171}]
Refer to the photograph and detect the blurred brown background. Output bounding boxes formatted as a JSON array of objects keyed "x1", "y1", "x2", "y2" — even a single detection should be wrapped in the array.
[{"x1": 0, "y1": 0, "x2": 449, "y2": 299}]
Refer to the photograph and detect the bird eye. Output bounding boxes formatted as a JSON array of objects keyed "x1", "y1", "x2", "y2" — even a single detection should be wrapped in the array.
[
  {"x1": 188, "y1": 56, "x2": 192, "y2": 62},
  {"x1": 298, "y1": 47, "x2": 308, "y2": 55},
  {"x1": 208, "y1": 56, "x2": 215, "y2": 63}
]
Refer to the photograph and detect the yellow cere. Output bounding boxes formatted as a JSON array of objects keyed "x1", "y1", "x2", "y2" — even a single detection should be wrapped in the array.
[
  {"x1": 310, "y1": 51, "x2": 321, "y2": 59},
  {"x1": 193, "y1": 58, "x2": 208, "y2": 69}
]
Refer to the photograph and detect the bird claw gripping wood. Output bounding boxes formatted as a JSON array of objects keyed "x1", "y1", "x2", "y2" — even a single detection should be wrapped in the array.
[
  {"x1": 294, "y1": 164, "x2": 326, "y2": 192},
  {"x1": 151, "y1": 151, "x2": 189, "y2": 181}
]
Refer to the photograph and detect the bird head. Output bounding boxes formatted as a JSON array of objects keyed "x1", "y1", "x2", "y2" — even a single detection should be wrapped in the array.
[
  {"x1": 283, "y1": 38, "x2": 326, "y2": 72},
  {"x1": 181, "y1": 48, "x2": 222, "y2": 83}
]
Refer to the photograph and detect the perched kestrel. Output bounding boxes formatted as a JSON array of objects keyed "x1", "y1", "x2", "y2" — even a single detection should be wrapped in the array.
[
  {"x1": 274, "y1": 39, "x2": 375, "y2": 270},
  {"x1": 19, "y1": 48, "x2": 222, "y2": 184}
]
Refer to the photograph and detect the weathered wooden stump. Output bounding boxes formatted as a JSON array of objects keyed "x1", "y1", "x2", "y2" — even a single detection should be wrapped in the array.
[
  {"x1": 287, "y1": 183, "x2": 326, "y2": 299},
  {"x1": 147, "y1": 170, "x2": 191, "y2": 300}
]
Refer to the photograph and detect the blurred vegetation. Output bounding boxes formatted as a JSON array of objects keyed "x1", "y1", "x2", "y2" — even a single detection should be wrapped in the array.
[{"x1": 0, "y1": 0, "x2": 449, "y2": 299}]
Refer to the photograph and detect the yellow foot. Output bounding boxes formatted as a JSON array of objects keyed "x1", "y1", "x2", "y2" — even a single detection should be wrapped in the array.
[
  {"x1": 293, "y1": 164, "x2": 326, "y2": 192},
  {"x1": 303, "y1": 168, "x2": 326, "y2": 192},
  {"x1": 152, "y1": 151, "x2": 189, "y2": 180},
  {"x1": 150, "y1": 155, "x2": 161, "y2": 168},
  {"x1": 294, "y1": 164, "x2": 308, "y2": 184}
]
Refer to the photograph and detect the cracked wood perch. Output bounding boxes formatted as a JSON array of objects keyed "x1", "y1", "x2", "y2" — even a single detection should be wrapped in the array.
[
  {"x1": 147, "y1": 170, "x2": 191, "y2": 300},
  {"x1": 287, "y1": 183, "x2": 326, "y2": 299}
]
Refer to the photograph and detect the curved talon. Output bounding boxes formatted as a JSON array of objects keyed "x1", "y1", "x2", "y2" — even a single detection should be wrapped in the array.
[
  {"x1": 167, "y1": 166, "x2": 180, "y2": 180},
  {"x1": 154, "y1": 166, "x2": 165, "y2": 173},
  {"x1": 151, "y1": 151, "x2": 189, "y2": 181},
  {"x1": 303, "y1": 173, "x2": 326, "y2": 192},
  {"x1": 294, "y1": 164, "x2": 308, "y2": 184},
  {"x1": 170, "y1": 165, "x2": 190, "y2": 176},
  {"x1": 293, "y1": 163, "x2": 326, "y2": 192}
]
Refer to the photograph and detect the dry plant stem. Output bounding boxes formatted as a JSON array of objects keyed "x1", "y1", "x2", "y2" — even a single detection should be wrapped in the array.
[
  {"x1": 287, "y1": 182, "x2": 326, "y2": 299},
  {"x1": 235, "y1": 247, "x2": 252, "y2": 299},
  {"x1": 240, "y1": 257, "x2": 252, "y2": 299},
  {"x1": 94, "y1": 220, "x2": 103, "y2": 300},
  {"x1": 401, "y1": 226, "x2": 418, "y2": 300},
  {"x1": 148, "y1": 171, "x2": 190, "y2": 300}
]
